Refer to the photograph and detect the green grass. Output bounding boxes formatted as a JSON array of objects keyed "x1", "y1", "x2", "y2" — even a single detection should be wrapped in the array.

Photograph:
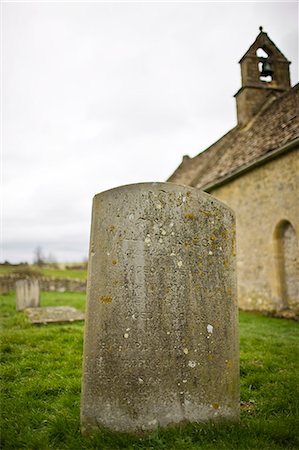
[
  {"x1": 1, "y1": 291, "x2": 298, "y2": 449},
  {"x1": 40, "y1": 268, "x2": 87, "y2": 280},
  {"x1": 0, "y1": 265, "x2": 87, "y2": 280}
]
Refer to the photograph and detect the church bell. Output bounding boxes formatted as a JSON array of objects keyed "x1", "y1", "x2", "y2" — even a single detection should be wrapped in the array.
[{"x1": 260, "y1": 60, "x2": 273, "y2": 77}]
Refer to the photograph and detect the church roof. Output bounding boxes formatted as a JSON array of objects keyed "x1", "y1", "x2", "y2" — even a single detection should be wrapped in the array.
[{"x1": 167, "y1": 84, "x2": 299, "y2": 189}]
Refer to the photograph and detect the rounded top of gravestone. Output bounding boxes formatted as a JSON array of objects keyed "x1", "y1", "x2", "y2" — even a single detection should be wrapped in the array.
[{"x1": 93, "y1": 182, "x2": 235, "y2": 216}]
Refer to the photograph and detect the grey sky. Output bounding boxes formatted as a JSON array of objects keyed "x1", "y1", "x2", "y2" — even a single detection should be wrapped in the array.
[{"x1": 2, "y1": 1, "x2": 298, "y2": 263}]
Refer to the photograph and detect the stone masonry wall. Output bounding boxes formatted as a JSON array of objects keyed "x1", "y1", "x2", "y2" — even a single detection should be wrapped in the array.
[
  {"x1": 0, "y1": 275, "x2": 86, "y2": 294},
  {"x1": 206, "y1": 149, "x2": 299, "y2": 314}
]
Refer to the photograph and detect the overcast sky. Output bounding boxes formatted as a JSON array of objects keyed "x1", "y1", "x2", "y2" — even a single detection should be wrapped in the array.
[{"x1": 2, "y1": 1, "x2": 298, "y2": 263}]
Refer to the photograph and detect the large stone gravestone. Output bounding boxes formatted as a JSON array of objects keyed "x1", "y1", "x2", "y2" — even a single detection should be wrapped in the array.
[
  {"x1": 16, "y1": 278, "x2": 40, "y2": 311},
  {"x1": 81, "y1": 182, "x2": 239, "y2": 433}
]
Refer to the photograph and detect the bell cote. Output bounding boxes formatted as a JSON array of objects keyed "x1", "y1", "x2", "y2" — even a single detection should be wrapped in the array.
[{"x1": 234, "y1": 27, "x2": 291, "y2": 126}]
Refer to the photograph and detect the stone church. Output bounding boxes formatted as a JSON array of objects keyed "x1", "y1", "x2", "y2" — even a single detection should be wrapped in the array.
[{"x1": 168, "y1": 28, "x2": 299, "y2": 316}]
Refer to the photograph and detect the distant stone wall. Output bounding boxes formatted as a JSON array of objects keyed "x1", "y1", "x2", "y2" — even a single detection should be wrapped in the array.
[
  {"x1": 206, "y1": 149, "x2": 299, "y2": 315},
  {"x1": 41, "y1": 277, "x2": 86, "y2": 292},
  {"x1": 0, "y1": 274, "x2": 86, "y2": 294}
]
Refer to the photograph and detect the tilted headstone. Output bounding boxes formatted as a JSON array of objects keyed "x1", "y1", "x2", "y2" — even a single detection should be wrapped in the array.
[
  {"x1": 81, "y1": 182, "x2": 239, "y2": 433},
  {"x1": 16, "y1": 278, "x2": 40, "y2": 311}
]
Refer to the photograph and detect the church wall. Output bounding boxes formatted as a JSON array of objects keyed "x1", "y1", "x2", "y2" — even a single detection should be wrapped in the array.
[{"x1": 205, "y1": 148, "x2": 299, "y2": 314}]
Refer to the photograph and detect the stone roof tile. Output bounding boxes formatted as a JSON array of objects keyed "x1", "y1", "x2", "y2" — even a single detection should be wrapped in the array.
[{"x1": 168, "y1": 84, "x2": 299, "y2": 188}]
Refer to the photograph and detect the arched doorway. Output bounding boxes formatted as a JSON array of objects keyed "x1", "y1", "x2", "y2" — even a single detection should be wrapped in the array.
[{"x1": 273, "y1": 220, "x2": 298, "y2": 310}]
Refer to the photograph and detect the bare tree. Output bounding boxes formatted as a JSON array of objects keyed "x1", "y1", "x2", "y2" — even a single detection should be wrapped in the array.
[{"x1": 33, "y1": 246, "x2": 45, "y2": 266}]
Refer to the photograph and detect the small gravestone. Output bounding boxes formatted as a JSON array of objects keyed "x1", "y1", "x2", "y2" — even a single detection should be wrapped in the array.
[
  {"x1": 25, "y1": 306, "x2": 85, "y2": 324},
  {"x1": 81, "y1": 182, "x2": 239, "y2": 433},
  {"x1": 16, "y1": 278, "x2": 40, "y2": 311}
]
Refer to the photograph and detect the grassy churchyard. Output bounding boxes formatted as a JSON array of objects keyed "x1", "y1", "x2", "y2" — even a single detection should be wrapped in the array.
[
  {"x1": 1, "y1": 289, "x2": 298, "y2": 450},
  {"x1": 0, "y1": 264, "x2": 87, "y2": 281}
]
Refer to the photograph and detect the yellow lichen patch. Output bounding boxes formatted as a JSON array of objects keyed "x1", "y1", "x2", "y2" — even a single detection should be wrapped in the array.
[
  {"x1": 99, "y1": 296, "x2": 112, "y2": 304},
  {"x1": 210, "y1": 234, "x2": 217, "y2": 241},
  {"x1": 221, "y1": 230, "x2": 228, "y2": 238},
  {"x1": 112, "y1": 259, "x2": 118, "y2": 265},
  {"x1": 199, "y1": 209, "x2": 211, "y2": 217},
  {"x1": 208, "y1": 354, "x2": 214, "y2": 361},
  {"x1": 185, "y1": 213, "x2": 195, "y2": 220},
  {"x1": 212, "y1": 402, "x2": 220, "y2": 409},
  {"x1": 224, "y1": 260, "x2": 230, "y2": 268},
  {"x1": 226, "y1": 360, "x2": 233, "y2": 369}
]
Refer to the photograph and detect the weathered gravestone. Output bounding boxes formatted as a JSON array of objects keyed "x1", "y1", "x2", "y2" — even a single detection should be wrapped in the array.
[
  {"x1": 81, "y1": 182, "x2": 239, "y2": 433},
  {"x1": 25, "y1": 306, "x2": 85, "y2": 324},
  {"x1": 16, "y1": 278, "x2": 40, "y2": 311}
]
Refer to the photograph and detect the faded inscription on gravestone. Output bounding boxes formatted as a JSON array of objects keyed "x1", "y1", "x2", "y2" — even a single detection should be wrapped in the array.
[
  {"x1": 81, "y1": 182, "x2": 239, "y2": 433},
  {"x1": 16, "y1": 278, "x2": 40, "y2": 311}
]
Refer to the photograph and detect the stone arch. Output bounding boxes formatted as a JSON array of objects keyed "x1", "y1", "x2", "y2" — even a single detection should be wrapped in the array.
[
  {"x1": 273, "y1": 220, "x2": 298, "y2": 310},
  {"x1": 256, "y1": 47, "x2": 269, "y2": 58}
]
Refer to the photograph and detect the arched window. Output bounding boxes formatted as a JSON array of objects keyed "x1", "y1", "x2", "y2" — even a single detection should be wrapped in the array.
[{"x1": 273, "y1": 220, "x2": 298, "y2": 309}]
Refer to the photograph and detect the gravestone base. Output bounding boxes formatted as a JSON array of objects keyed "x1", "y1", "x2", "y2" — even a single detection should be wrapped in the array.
[
  {"x1": 25, "y1": 306, "x2": 85, "y2": 324},
  {"x1": 82, "y1": 401, "x2": 238, "y2": 435}
]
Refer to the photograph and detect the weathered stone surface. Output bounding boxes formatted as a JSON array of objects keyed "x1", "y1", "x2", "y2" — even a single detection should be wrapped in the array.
[
  {"x1": 16, "y1": 278, "x2": 40, "y2": 311},
  {"x1": 25, "y1": 306, "x2": 85, "y2": 324},
  {"x1": 81, "y1": 182, "x2": 239, "y2": 433},
  {"x1": 210, "y1": 150, "x2": 299, "y2": 315}
]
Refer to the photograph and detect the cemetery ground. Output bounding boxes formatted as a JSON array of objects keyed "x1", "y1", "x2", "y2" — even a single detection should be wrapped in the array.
[
  {"x1": 0, "y1": 291, "x2": 298, "y2": 450},
  {"x1": 0, "y1": 264, "x2": 87, "y2": 281}
]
